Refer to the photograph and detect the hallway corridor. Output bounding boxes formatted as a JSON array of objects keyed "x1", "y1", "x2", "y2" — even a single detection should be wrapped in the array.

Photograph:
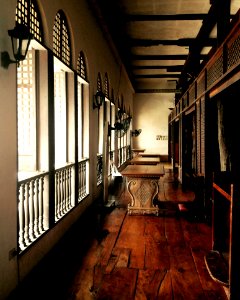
[{"x1": 8, "y1": 164, "x2": 227, "y2": 300}]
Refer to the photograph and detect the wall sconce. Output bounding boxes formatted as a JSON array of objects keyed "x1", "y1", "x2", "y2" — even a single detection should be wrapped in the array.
[
  {"x1": 131, "y1": 129, "x2": 142, "y2": 137},
  {"x1": 93, "y1": 91, "x2": 105, "y2": 109},
  {"x1": 117, "y1": 108, "x2": 124, "y2": 120},
  {"x1": 108, "y1": 122, "x2": 123, "y2": 135},
  {"x1": 1, "y1": 23, "x2": 33, "y2": 69}
]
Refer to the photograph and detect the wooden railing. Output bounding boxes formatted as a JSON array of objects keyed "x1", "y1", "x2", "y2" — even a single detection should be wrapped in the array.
[
  {"x1": 55, "y1": 164, "x2": 75, "y2": 221},
  {"x1": 18, "y1": 159, "x2": 89, "y2": 253},
  {"x1": 168, "y1": 12, "x2": 240, "y2": 123},
  {"x1": 118, "y1": 146, "x2": 130, "y2": 167},
  {"x1": 18, "y1": 172, "x2": 49, "y2": 251}
]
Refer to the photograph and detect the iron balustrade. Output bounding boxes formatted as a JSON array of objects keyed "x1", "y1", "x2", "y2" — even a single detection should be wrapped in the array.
[
  {"x1": 97, "y1": 154, "x2": 103, "y2": 185},
  {"x1": 77, "y1": 159, "x2": 88, "y2": 201}
]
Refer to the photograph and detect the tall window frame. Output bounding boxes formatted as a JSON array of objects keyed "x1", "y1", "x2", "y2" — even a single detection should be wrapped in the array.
[
  {"x1": 16, "y1": 0, "x2": 43, "y2": 42},
  {"x1": 76, "y1": 51, "x2": 90, "y2": 199},
  {"x1": 97, "y1": 73, "x2": 104, "y2": 155},
  {"x1": 77, "y1": 51, "x2": 89, "y2": 159},
  {"x1": 53, "y1": 10, "x2": 73, "y2": 168},
  {"x1": 16, "y1": 0, "x2": 50, "y2": 252},
  {"x1": 53, "y1": 10, "x2": 71, "y2": 66},
  {"x1": 16, "y1": 0, "x2": 44, "y2": 175}
]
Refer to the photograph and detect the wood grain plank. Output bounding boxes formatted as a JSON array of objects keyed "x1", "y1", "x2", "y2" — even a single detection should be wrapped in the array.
[
  {"x1": 99, "y1": 232, "x2": 119, "y2": 267},
  {"x1": 168, "y1": 243, "x2": 192, "y2": 257},
  {"x1": 193, "y1": 253, "x2": 228, "y2": 299},
  {"x1": 145, "y1": 218, "x2": 167, "y2": 243},
  {"x1": 158, "y1": 270, "x2": 173, "y2": 299},
  {"x1": 171, "y1": 268, "x2": 206, "y2": 300},
  {"x1": 116, "y1": 248, "x2": 131, "y2": 268},
  {"x1": 135, "y1": 269, "x2": 168, "y2": 299},
  {"x1": 120, "y1": 215, "x2": 146, "y2": 235},
  {"x1": 102, "y1": 208, "x2": 127, "y2": 233},
  {"x1": 96, "y1": 267, "x2": 138, "y2": 299},
  {"x1": 170, "y1": 254, "x2": 205, "y2": 299},
  {"x1": 145, "y1": 236, "x2": 170, "y2": 269},
  {"x1": 164, "y1": 182, "x2": 195, "y2": 202},
  {"x1": 104, "y1": 247, "x2": 132, "y2": 274}
]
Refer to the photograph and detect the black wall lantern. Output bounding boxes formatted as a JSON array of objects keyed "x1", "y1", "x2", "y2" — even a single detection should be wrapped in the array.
[
  {"x1": 131, "y1": 129, "x2": 142, "y2": 137},
  {"x1": 93, "y1": 91, "x2": 105, "y2": 109},
  {"x1": 1, "y1": 23, "x2": 33, "y2": 69},
  {"x1": 117, "y1": 107, "x2": 124, "y2": 120}
]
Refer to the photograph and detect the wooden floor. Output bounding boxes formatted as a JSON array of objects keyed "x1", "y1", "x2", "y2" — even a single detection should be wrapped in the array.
[{"x1": 8, "y1": 163, "x2": 228, "y2": 300}]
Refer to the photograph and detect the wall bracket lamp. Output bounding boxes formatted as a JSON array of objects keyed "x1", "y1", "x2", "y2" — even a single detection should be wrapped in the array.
[
  {"x1": 93, "y1": 91, "x2": 105, "y2": 109},
  {"x1": 108, "y1": 122, "x2": 124, "y2": 136},
  {"x1": 131, "y1": 129, "x2": 142, "y2": 137},
  {"x1": 1, "y1": 23, "x2": 33, "y2": 69}
]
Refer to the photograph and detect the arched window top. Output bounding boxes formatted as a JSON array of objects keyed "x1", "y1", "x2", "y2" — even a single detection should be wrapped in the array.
[
  {"x1": 97, "y1": 72, "x2": 102, "y2": 92},
  {"x1": 16, "y1": 0, "x2": 43, "y2": 42},
  {"x1": 127, "y1": 105, "x2": 132, "y2": 118},
  {"x1": 110, "y1": 88, "x2": 115, "y2": 105},
  {"x1": 119, "y1": 95, "x2": 124, "y2": 109},
  {"x1": 117, "y1": 96, "x2": 124, "y2": 120},
  {"x1": 77, "y1": 51, "x2": 87, "y2": 80},
  {"x1": 104, "y1": 73, "x2": 109, "y2": 98},
  {"x1": 53, "y1": 10, "x2": 71, "y2": 66}
]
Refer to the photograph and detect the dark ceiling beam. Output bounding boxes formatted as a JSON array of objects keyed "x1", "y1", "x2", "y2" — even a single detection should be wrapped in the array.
[
  {"x1": 180, "y1": 2, "x2": 220, "y2": 82},
  {"x1": 135, "y1": 74, "x2": 181, "y2": 78},
  {"x1": 132, "y1": 65, "x2": 183, "y2": 72},
  {"x1": 216, "y1": 0, "x2": 231, "y2": 45},
  {"x1": 132, "y1": 54, "x2": 207, "y2": 60},
  {"x1": 125, "y1": 14, "x2": 208, "y2": 21},
  {"x1": 135, "y1": 88, "x2": 182, "y2": 94},
  {"x1": 129, "y1": 38, "x2": 217, "y2": 47}
]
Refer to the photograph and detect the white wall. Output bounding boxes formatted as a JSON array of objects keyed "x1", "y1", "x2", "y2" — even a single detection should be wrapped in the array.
[
  {"x1": 0, "y1": 1, "x2": 19, "y2": 298},
  {"x1": 0, "y1": 0, "x2": 133, "y2": 299},
  {"x1": 132, "y1": 93, "x2": 174, "y2": 154}
]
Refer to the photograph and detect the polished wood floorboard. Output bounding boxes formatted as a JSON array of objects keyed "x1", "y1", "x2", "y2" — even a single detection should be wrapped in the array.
[{"x1": 8, "y1": 163, "x2": 228, "y2": 300}]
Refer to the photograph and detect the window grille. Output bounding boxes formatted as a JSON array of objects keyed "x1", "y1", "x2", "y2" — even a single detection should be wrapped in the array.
[
  {"x1": 17, "y1": 50, "x2": 36, "y2": 170},
  {"x1": 97, "y1": 72, "x2": 102, "y2": 91},
  {"x1": 16, "y1": 0, "x2": 43, "y2": 42},
  {"x1": 54, "y1": 69, "x2": 67, "y2": 166},
  {"x1": 53, "y1": 10, "x2": 71, "y2": 67},
  {"x1": 77, "y1": 51, "x2": 87, "y2": 80},
  {"x1": 104, "y1": 73, "x2": 109, "y2": 98},
  {"x1": 110, "y1": 88, "x2": 115, "y2": 105},
  {"x1": 77, "y1": 80, "x2": 83, "y2": 158}
]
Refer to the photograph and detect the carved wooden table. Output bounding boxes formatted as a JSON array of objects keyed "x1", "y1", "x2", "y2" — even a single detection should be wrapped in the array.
[
  {"x1": 130, "y1": 156, "x2": 160, "y2": 165},
  {"x1": 121, "y1": 164, "x2": 165, "y2": 216},
  {"x1": 139, "y1": 153, "x2": 161, "y2": 159},
  {"x1": 131, "y1": 148, "x2": 146, "y2": 157}
]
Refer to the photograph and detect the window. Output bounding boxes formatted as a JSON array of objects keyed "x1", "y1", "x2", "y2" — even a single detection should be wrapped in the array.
[
  {"x1": 53, "y1": 10, "x2": 76, "y2": 219},
  {"x1": 97, "y1": 73, "x2": 104, "y2": 154},
  {"x1": 53, "y1": 10, "x2": 73, "y2": 168},
  {"x1": 16, "y1": 0, "x2": 44, "y2": 174},
  {"x1": 17, "y1": 50, "x2": 36, "y2": 172},
  {"x1": 16, "y1": 0, "x2": 50, "y2": 252},
  {"x1": 54, "y1": 61, "x2": 68, "y2": 167},
  {"x1": 53, "y1": 10, "x2": 71, "y2": 67},
  {"x1": 16, "y1": 0, "x2": 43, "y2": 42},
  {"x1": 77, "y1": 51, "x2": 90, "y2": 200}
]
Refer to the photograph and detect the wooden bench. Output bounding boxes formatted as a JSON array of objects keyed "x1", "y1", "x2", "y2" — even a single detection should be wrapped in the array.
[{"x1": 204, "y1": 172, "x2": 240, "y2": 299}]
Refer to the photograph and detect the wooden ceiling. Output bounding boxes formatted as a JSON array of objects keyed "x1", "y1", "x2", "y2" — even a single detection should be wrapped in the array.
[{"x1": 89, "y1": 0, "x2": 240, "y2": 96}]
